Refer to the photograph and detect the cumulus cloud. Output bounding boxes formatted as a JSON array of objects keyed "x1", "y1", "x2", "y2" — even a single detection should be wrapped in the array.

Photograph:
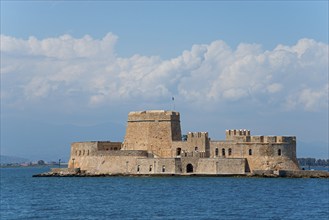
[
  {"x1": 1, "y1": 33, "x2": 328, "y2": 112},
  {"x1": 1, "y1": 33, "x2": 117, "y2": 59}
]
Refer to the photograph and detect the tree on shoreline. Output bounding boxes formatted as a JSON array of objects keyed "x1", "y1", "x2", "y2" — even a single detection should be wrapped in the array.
[{"x1": 297, "y1": 158, "x2": 329, "y2": 166}]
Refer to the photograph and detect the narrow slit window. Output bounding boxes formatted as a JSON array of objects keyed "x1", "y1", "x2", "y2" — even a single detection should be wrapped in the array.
[
  {"x1": 215, "y1": 148, "x2": 219, "y2": 156},
  {"x1": 278, "y1": 149, "x2": 282, "y2": 156},
  {"x1": 222, "y1": 148, "x2": 225, "y2": 156},
  {"x1": 228, "y1": 148, "x2": 232, "y2": 156},
  {"x1": 249, "y1": 149, "x2": 252, "y2": 156}
]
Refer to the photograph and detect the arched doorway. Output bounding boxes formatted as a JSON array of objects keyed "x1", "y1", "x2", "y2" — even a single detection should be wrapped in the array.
[{"x1": 186, "y1": 163, "x2": 194, "y2": 173}]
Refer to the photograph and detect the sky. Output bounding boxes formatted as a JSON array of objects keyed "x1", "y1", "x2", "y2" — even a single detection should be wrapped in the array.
[{"x1": 1, "y1": 1, "x2": 328, "y2": 161}]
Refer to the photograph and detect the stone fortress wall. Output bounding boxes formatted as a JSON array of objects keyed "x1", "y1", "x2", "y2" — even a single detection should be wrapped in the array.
[
  {"x1": 68, "y1": 110, "x2": 300, "y2": 175},
  {"x1": 210, "y1": 129, "x2": 299, "y2": 171}
]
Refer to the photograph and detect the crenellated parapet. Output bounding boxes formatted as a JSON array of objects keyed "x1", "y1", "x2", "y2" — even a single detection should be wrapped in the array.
[
  {"x1": 226, "y1": 129, "x2": 251, "y2": 137},
  {"x1": 226, "y1": 129, "x2": 251, "y2": 142},
  {"x1": 226, "y1": 129, "x2": 295, "y2": 144},
  {"x1": 187, "y1": 132, "x2": 209, "y2": 141}
]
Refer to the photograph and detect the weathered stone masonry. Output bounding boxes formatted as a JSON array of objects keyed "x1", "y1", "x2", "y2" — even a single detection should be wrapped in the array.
[{"x1": 67, "y1": 110, "x2": 300, "y2": 175}]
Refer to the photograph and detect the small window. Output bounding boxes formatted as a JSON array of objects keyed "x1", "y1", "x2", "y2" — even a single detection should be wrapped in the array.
[
  {"x1": 162, "y1": 165, "x2": 165, "y2": 172},
  {"x1": 222, "y1": 148, "x2": 225, "y2": 156},
  {"x1": 87, "y1": 150, "x2": 89, "y2": 156},
  {"x1": 114, "y1": 147, "x2": 118, "y2": 150},
  {"x1": 176, "y1": 148, "x2": 181, "y2": 156},
  {"x1": 228, "y1": 148, "x2": 232, "y2": 156},
  {"x1": 249, "y1": 149, "x2": 252, "y2": 156},
  {"x1": 215, "y1": 148, "x2": 219, "y2": 156},
  {"x1": 79, "y1": 150, "x2": 81, "y2": 156},
  {"x1": 278, "y1": 149, "x2": 282, "y2": 156},
  {"x1": 195, "y1": 147, "x2": 198, "y2": 151},
  {"x1": 149, "y1": 165, "x2": 152, "y2": 172},
  {"x1": 137, "y1": 165, "x2": 140, "y2": 172}
]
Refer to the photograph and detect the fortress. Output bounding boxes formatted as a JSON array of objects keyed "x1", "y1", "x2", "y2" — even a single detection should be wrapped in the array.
[{"x1": 66, "y1": 110, "x2": 300, "y2": 175}]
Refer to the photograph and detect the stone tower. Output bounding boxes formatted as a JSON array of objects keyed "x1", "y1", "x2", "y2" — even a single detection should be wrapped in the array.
[{"x1": 122, "y1": 110, "x2": 182, "y2": 157}]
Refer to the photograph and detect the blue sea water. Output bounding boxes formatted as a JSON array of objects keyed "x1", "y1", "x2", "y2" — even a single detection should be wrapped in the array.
[{"x1": 1, "y1": 167, "x2": 329, "y2": 220}]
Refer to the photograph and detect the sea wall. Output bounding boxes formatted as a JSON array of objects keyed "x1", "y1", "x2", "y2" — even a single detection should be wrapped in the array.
[
  {"x1": 196, "y1": 158, "x2": 246, "y2": 174},
  {"x1": 277, "y1": 170, "x2": 329, "y2": 178}
]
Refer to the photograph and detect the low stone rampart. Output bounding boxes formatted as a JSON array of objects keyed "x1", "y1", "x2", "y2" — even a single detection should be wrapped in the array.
[{"x1": 277, "y1": 170, "x2": 329, "y2": 178}]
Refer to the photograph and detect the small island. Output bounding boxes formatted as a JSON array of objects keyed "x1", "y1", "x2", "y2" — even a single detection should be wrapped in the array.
[{"x1": 34, "y1": 110, "x2": 329, "y2": 178}]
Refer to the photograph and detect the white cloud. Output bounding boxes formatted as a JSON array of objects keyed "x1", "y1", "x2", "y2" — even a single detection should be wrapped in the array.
[
  {"x1": 1, "y1": 33, "x2": 117, "y2": 59},
  {"x1": 284, "y1": 84, "x2": 329, "y2": 111},
  {"x1": 1, "y1": 34, "x2": 328, "y2": 112},
  {"x1": 267, "y1": 83, "x2": 282, "y2": 94}
]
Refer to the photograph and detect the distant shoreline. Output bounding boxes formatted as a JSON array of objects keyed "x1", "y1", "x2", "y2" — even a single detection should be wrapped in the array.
[{"x1": 0, "y1": 164, "x2": 68, "y2": 168}]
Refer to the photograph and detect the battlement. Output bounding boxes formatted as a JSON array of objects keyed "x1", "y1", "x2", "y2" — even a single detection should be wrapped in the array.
[
  {"x1": 225, "y1": 129, "x2": 295, "y2": 143},
  {"x1": 226, "y1": 129, "x2": 251, "y2": 142},
  {"x1": 128, "y1": 110, "x2": 180, "y2": 122},
  {"x1": 226, "y1": 129, "x2": 251, "y2": 137},
  {"x1": 187, "y1": 132, "x2": 208, "y2": 139}
]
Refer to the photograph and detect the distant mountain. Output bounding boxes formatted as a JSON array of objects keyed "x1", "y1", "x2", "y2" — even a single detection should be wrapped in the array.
[{"x1": 0, "y1": 155, "x2": 30, "y2": 164}]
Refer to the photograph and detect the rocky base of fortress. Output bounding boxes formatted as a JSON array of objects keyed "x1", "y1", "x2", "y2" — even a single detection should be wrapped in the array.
[{"x1": 33, "y1": 169, "x2": 329, "y2": 178}]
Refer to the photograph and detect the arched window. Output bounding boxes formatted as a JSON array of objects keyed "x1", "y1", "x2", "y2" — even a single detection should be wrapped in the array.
[
  {"x1": 278, "y1": 149, "x2": 282, "y2": 156},
  {"x1": 249, "y1": 149, "x2": 252, "y2": 156},
  {"x1": 215, "y1": 148, "x2": 219, "y2": 156},
  {"x1": 137, "y1": 165, "x2": 140, "y2": 172},
  {"x1": 222, "y1": 148, "x2": 226, "y2": 156},
  {"x1": 228, "y1": 148, "x2": 232, "y2": 156},
  {"x1": 162, "y1": 165, "x2": 165, "y2": 172}
]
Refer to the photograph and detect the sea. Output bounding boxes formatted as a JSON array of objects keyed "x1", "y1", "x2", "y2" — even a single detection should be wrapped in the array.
[{"x1": 1, "y1": 167, "x2": 328, "y2": 220}]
